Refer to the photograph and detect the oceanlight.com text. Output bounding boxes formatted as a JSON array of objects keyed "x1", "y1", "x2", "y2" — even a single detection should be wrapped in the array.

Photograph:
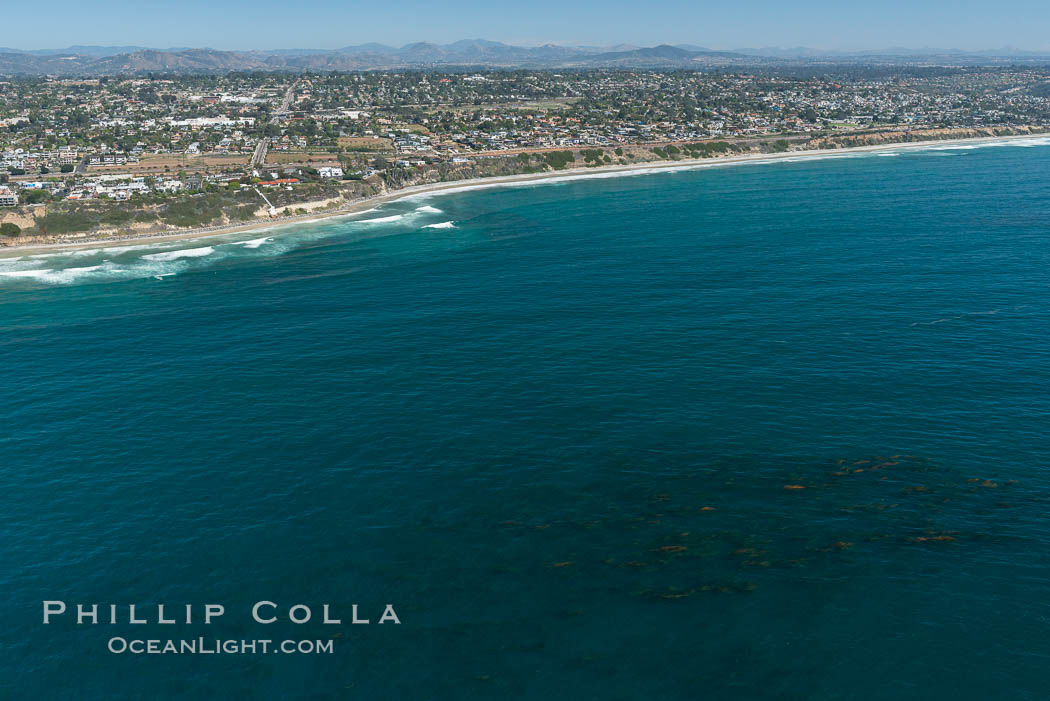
[{"x1": 107, "y1": 637, "x2": 335, "y2": 655}]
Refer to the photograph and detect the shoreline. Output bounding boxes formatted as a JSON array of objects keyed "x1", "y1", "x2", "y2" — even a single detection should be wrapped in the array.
[{"x1": 3, "y1": 131, "x2": 1047, "y2": 258}]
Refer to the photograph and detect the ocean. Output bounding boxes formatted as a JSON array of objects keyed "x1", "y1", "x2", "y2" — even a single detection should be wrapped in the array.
[{"x1": 4, "y1": 138, "x2": 1050, "y2": 699}]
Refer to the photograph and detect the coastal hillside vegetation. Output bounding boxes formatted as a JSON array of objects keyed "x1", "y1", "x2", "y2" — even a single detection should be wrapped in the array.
[
  {"x1": 4, "y1": 127, "x2": 1047, "y2": 244},
  {"x1": 541, "y1": 151, "x2": 576, "y2": 169}
]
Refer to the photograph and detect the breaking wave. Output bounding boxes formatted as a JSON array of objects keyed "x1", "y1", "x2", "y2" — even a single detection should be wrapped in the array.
[
  {"x1": 231, "y1": 237, "x2": 273, "y2": 249},
  {"x1": 0, "y1": 236, "x2": 291, "y2": 286},
  {"x1": 356, "y1": 214, "x2": 405, "y2": 224},
  {"x1": 0, "y1": 263, "x2": 129, "y2": 285},
  {"x1": 5, "y1": 134, "x2": 1050, "y2": 288},
  {"x1": 142, "y1": 247, "x2": 216, "y2": 261}
]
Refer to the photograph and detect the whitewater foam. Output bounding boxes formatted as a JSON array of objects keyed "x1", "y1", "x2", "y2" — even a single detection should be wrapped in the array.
[
  {"x1": 398, "y1": 137, "x2": 1050, "y2": 203},
  {"x1": 357, "y1": 214, "x2": 405, "y2": 224},
  {"x1": 7, "y1": 134, "x2": 1050, "y2": 288},
  {"x1": 230, "y1": 237, "x2": 273, "y2": 249},
  {"x1": 142, "y1": 246, "x2": 216, "y2": 261},
  {"x1": 101, "y1": 243, "x2": 177, "y2": 255},
  {"x1": 0, "y1": 264, "x2": 126, "y2": 285}
]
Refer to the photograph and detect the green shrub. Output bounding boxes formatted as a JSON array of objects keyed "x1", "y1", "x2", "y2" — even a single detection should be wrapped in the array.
[
  {"x1": 542, "y1": 151, "x2": 575, "y2": 169},
  {"x1": 22, "y1": 189, "x2": 50, "y2": 204},
  {"x1": 36, "y1": 212, "x2": 95, "y2": 234},
  {"x1": 159, "y1": 195, "x2": 231, "y2": 228},
  {"x1": 100, "y1": 208, "x2": 134, "y2": 226},
  {"x1": 581, "y1": 149, "x2": 604, "y2": 163}
]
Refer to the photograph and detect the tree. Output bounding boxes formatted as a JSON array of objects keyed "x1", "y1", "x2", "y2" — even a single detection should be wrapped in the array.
[
  {"x1": 0, "y1": 222, "x2": 20, "y2": 237},
  {"x1": 23, "y1": 189, "x2": 50, "y2": 204},
  {"x1": 60, "y1": 164, "x2": 74, "y2": 173}
]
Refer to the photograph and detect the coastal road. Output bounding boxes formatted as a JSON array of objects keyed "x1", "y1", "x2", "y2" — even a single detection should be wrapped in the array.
[
  {"x1": 251, "y1": 81, "x2": 297, "y2": 172},
  {"x1": 276, "y1": 82, "x2": 296, "y2": 115},
  {"x1": 250, "y1": 136, "x2": 269, "y2": 172}
]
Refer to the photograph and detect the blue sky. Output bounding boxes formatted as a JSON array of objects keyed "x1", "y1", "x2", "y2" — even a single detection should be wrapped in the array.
[{"x1": 6, "y1": 0, "x2": 1050, "y2": 51}]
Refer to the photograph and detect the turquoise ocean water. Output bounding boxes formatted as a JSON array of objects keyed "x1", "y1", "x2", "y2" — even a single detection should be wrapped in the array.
[{"x1": 4, "y1": 139, "x2": 1050, "y2": 699}]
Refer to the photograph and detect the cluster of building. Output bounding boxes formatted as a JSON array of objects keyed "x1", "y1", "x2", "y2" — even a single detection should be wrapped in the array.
[
  {"x1": 3, "y1": 146, "x2": 80, "y2": 172},
  {"x1": 298, "y1": 69, "x2": 1050, "y2": 151},
  {"x1": 2, "y1": 67, "x2": 1050, "y2": 209}
]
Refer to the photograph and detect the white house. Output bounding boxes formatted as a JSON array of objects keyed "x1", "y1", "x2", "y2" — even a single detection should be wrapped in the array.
[{"x1": 0, "y1": 186, "x2": 18, "y2": 207}]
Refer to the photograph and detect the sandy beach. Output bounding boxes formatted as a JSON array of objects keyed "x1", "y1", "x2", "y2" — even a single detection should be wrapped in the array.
[{"x1": 2, "y1": 131, "x2": 1046, "y2": 258}]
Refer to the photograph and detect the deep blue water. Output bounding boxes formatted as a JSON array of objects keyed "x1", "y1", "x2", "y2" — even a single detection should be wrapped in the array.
[{"x1": 4, "y1": 140, "x2": 1050, "y2": 699}]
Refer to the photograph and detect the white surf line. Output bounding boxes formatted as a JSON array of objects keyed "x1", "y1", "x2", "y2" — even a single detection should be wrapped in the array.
[{"x1": 5, "y1": 131, "x2": 1048, "y2": 258}]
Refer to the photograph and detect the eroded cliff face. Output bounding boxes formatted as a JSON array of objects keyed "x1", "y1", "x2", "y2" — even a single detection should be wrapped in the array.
[
  {"x1": 253, "y1": 195, "x2": 347, "y2": 219},
  {"x1": 0, "y1": 206, "x2": 43, "y2": 231},
  {"x1": 805, "y1": 125, "x2": 1049, "y2": 149}
]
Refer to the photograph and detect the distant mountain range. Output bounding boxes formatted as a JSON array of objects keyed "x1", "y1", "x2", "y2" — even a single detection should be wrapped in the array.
[{"x1": 1, "y1": 40, "x2": 1049, "y2": 75}]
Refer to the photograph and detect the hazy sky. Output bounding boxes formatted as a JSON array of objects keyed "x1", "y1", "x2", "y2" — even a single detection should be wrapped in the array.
[{"x1": 5, "y1": 0, "x2": 1050, "y2": 51}]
